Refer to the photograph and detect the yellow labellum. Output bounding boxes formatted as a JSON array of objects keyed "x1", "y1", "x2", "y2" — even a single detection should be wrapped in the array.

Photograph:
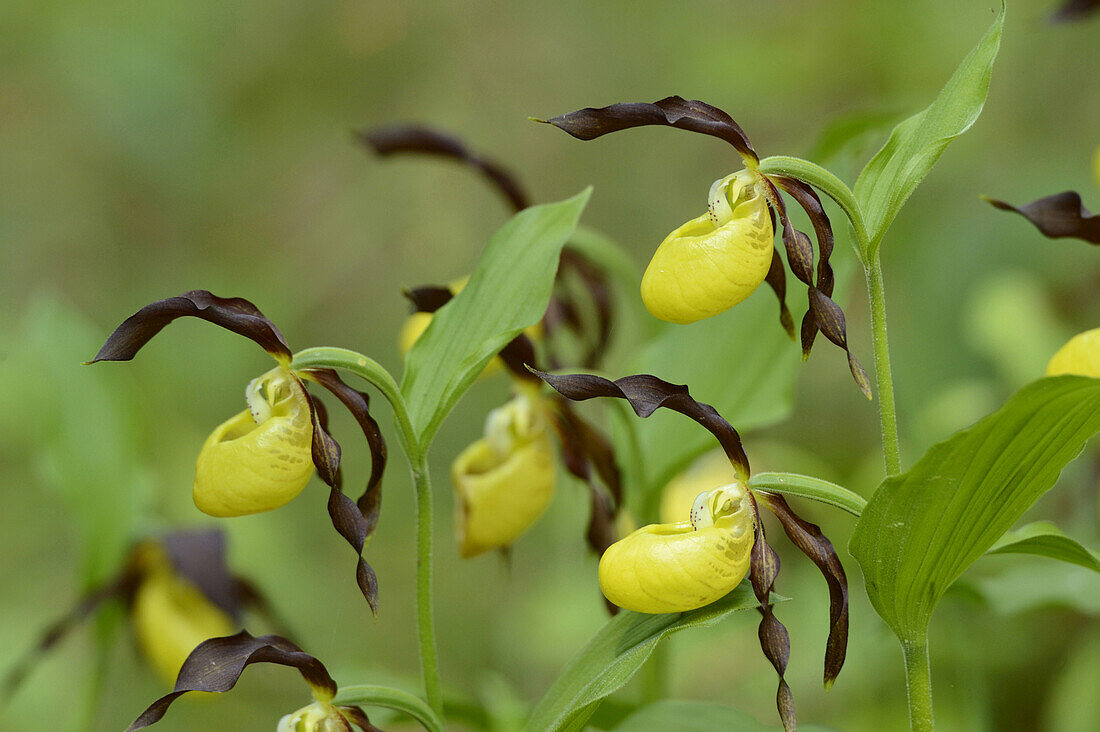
[
  {"x1": 641, "y1": 170, "x2": 774, "y2": 324},
  {"x1": 599, "y1": 483, "x2": 754, "y2": 613},
  {"x1": 277, "y1": 701, "x2": 348, "y2": 732},
  {"x1": 194, "y1": 367, "x2": 314, "y2": 517},
  {"x1": 131, "y1": 566, "x2": 235, "y2": 685},
  {"x1": 658, "y1": 449, "x2": 739, "y2": 524},
  {"x1": 1046, "y1": 327, "x2": 1100, "y2": 378},
  {"x1": 452, "y1": 391, "x2": 555, "y2": 557}
]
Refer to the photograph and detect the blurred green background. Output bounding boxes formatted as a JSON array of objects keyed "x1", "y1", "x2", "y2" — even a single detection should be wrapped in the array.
[{"x1": 2, "y1": 0, "x2": 1098, "y2": 729}]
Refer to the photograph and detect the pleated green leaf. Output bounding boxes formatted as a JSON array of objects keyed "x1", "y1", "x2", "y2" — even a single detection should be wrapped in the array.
[
  {"x1": 524, "y1": 585, "x2": 772, "y2": 732},
  {"x1": 401, "y1": 188, "x2": 590, "y2": 445},
  {"x1": 850, "y1": 376, "x2": 1100, "y2": 643},
  {"x1": 986, "y1": 521, "x2": 1100, "y2": 574},
  {"x1": 854, "y1": 3, "x2": 1004, "y2": 257}
]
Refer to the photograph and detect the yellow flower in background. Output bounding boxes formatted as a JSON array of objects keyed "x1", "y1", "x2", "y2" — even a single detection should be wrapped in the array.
[
  {"x1": 1046, "y1": 327, "x2": 1100, "y2": 378},
  {"x1": 658, "y1": 449, "x2": 739, "y2": 524},
  {"x1": 452, "y1": 387, "x2": 556, "y2": 557},
  {"x1": 194, "y1": 366, "x2": 315, "y2": 517},
  {"x1": 599, "y1": 482, "x2": 755, "y2": 614},
  {"x1": 131, "y1": 547, "x2": 236, "y2": 685},
  {"x1": 641, "y1": 170, "x2": 774, "y2": 324}
]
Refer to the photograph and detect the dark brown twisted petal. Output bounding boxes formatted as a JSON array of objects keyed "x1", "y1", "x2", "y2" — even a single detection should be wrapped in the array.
[
  {"x1": 809, "y1": 289, "x2": 873, "y2": 399},
  {"x1": 497, "y1": 333, "x2": 543, "y2": 383},
  {"x1": 126, "y1": 631, "x2": 338, "y2": 731},
  {"x1": 404, "y1": 285, "x2": 455, "y2": 314},
  {"x1": 305, "y1": 389, "x2": 343, "y2": 489},
  {"x1": 2, "y1": 566, "x2": 141, "y2": 702},
  {"x1": 757, "y1": 493, "x2": 849, "y2": 689},
  {"x1": 771, "y1": 176, "x2": 837, "y2": 354},
  {"x1": 533, "y1": 370, "x2": 749, "y2": 479},
  {"x1": 88, "y1": 290, "x2": 292, "y2": 364},
  {"x1": 555, "y1": 249, "x2": 615, "y2": 368},
  {"x1": 1050, "y1": 0, "x2": 1100, "y2": 22},
  {"x1": 541, "y1": 96, "x2": 758, "y2": 163},
  {"x1": 358, "y1": 124, "x2": 530, "y2": 212},
  {"x1": 983, "y1": 191, "x2": 1100, "y2": 244},
  {"x1": 163, "y1": 529, "x2": 241, "y2": 620},
  {"x1": 747, "y1": 493, "x2": 795, "y2": 732},
  {"x1": 340, "y1": 705, "x2": 384, "y2": 732},
  {"x1": 301, "y1": 369, "x2": 389, "y2": 615},
  {"x1": 764, "y1": 247, "x2": 795, "y2": 339}
]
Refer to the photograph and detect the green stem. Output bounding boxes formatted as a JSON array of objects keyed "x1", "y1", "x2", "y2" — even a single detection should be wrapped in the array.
[
  {"x1": 289, "y1": 346, "x2": 444, "y2": 722},
  {"x1": 865, "y1": 256, "x2": 902, "y2": 476},
  {"x1": 412, "y1": 453, "x2": 444, "y2": 721},
  {"x1": 902, "y1": 636, "x2": 934, "y2": 732}
]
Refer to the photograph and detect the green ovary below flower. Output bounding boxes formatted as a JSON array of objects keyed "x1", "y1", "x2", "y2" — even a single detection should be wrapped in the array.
[
  {"x1": 452, "y1": 388, "x2": 555, "y2": 558},
  {"x1": 641, "y1": 169, "x2": 774, "y2": 324},
  {"x1": 599, "y1": 482, "x2": 755, "y2": 613},
  {"x1": 1046, "y1": 327, "x2": 1100, "y2": 378},
  {"x1": 194, "y1": 366, "x2": 315, "y2": 517}
]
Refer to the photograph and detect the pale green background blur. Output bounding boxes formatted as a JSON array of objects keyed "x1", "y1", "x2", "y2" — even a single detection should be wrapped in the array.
[{"x1": 2, "y1": 1, "x2": 1098, "y2": 730}]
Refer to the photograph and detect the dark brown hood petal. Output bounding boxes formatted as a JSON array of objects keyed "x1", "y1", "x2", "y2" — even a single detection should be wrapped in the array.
[
  {"x1": 126, "y1": 631, "x2": 338, "y2": 731},
  {"x1": 533, "y1": 369, "x2": 749, "y2": 479},
  {"x1": 404, "y1": 285, "x2": 455, "y2": 314},
  {"x1": 541, "y1": 96, "x2": 758, "y2": 163},
  {"x1": 88, "y1": 290, "x2": 292, "y2": 364},
  {"x1": 1049, "y1": 0, "x2": 1100, "y2": 22},
  {"x1": 163, "y1": 529, "x2": 241, "y2": 620},
  {"x1": 358, "y1": 124, "x2": 530, "y2": 212},
  {"x1": 757, "y1": 493, "x2": 849, "y2": 689},
  {"x1": 984, "y1": 191, "x2": 1100, "y2": 243}
]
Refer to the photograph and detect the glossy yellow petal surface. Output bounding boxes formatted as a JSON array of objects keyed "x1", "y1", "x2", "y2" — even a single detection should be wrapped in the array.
[
  {"x1": 194, "y1": 367, "x2": 314, "y2": 517},
  {"x1": 599, "y1": 484, "x2": 754, "y2": 613},
  {"x1": 132, "y1": 568, "x2": 236, "y2": 685},
  {"x1": 1046, "y1": 327, "x2": 1100, "y2": 378},
  {"x1": 658, "y1": 450, "x2": 739, "y2": 524},
  {"x1": 641, "y1": 170, "x2": 774, "y2": 324},
  {"x1": 452, "y1": 392, "x2": 555, "y2": 557}
]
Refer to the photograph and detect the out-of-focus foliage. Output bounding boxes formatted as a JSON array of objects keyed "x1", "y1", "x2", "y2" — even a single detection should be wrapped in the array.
[{"x1": 2, "y1": 1, "x2": 1099, "y2": 730}]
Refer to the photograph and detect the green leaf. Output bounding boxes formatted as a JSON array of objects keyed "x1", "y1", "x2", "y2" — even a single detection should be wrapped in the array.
[
  {"x1": 850, "y1": 375, "x2": 1100, "y2": 643},
  {"x1": 614, "y1": 700, "x2": 833, "y2": 732},
  {"x1": 985, "y1": 521, "x2": 1100, "y2": 574},
  {"x1": 401, "y1": 188, "x2": 591, "y2": 446},
  {"x1": 523, "y1": 585, "x2": 773, "y2": 732},
  {"x1": 333, "y1": 684, "x2": 444, "y2": 732},
  {"x1": 854, "y1": 3, "x2": 1004, "y2": 257},
  {"x1": 749, "y1": 472, "x2": 866, "y2": 517}
]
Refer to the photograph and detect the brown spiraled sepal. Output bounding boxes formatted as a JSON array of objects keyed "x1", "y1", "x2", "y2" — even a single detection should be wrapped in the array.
[
  {"x1": 306, "y1": 388, "x2": 343, "y2": 489},
  {"x1": 764, "y1": 247, "x2": 796, "y2": 339},
  {"x1": 983, "y1": 191, "x2": 1100, "y2": 244},
  {"x1": 757, "y1": 493, "x2": 849, "y2": 689},
  {"x1": 88, "y1": 290, "x2": 292, "y2": 364},
  {"x1": 808, "y1": 289, "x2": 873, "y2": 399},
  {"x1": 534, "y1": 369, "x2": 750, "y2": 479},
  {"x1": 542, "y1": 96, "x2": 758, "y2": 163},
  {"x1": 358, "y1": 124, "x2": 530, "y2": 211},
  {"x1": 126, "y1": 631, "x2": 339, "y2": 731}
]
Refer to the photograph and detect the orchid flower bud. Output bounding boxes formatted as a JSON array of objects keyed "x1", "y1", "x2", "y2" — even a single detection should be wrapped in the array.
[
  {"x1": 1046, "y1": 327, "x2": 1100, "y2": 378},
  {"x1": 451, "y1": 389, "x2": 556, "y2": 557},
  {"x1": 641, "y1": 169, "x2": 774, "y2": 324},
  {"x1": 131, "y1": 558, "x2": 235, "y2": 685},
  {"x1": 599, "y1": 482, "x2": 754, "y2": 613},
  {"x1": 194, "y1": 366, "x2": 315, "y2": 517}
]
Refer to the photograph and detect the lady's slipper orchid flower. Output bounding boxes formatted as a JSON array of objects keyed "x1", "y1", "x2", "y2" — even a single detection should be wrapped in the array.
[
  {"x1": 361, "y1": 123, "x2": 616, "y2": 369},
  {"x1": 540, "y1": 96, "x2": 871, "y2": 397},
  {"x1": 1046, "y1": 327, "x2": 1100, "y2": 377},
  {"x1": 2, "y1": 530, "x2": 287, "y2": 695},
  {"x1": 125, "y1": 631, "x2": 376, "y2": 731},
  {"x1": 600, "y1": 483, "x2": 755, "y2": 613},
  {"x1": 535, "y1": 368, "x2": 850, "y2": 732},
  {"x1": 452, "y1": 386, "x2": 557, "y2": 557},
  {"x1": 89, "y1": 291, "x2": 387, "y2": 613}
]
